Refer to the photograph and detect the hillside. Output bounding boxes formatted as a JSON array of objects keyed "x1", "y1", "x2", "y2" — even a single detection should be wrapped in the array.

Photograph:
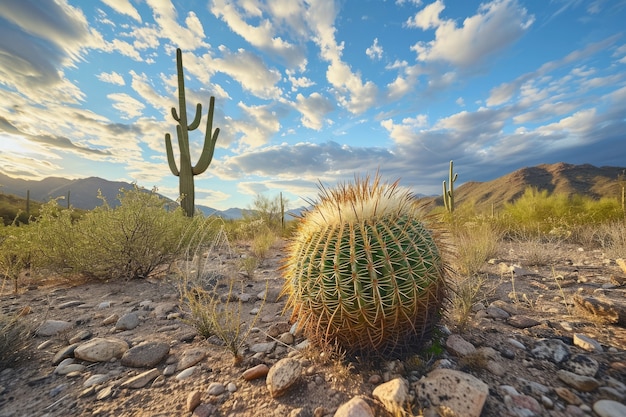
[
  {"x1": 2, "y1": 162, "x2": 624, "y2": 218},
  {"x1": 430, "y1": 162, "x2": 626, "y2": 213}
]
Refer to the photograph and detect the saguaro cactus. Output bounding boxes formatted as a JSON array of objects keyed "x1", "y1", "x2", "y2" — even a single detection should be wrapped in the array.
[
  {"x1": 165, "y1": 48, "x2": 220, "y2": 217},
  {"x1": 442, "y1": 160, "x2": 458, "y2": 213}
]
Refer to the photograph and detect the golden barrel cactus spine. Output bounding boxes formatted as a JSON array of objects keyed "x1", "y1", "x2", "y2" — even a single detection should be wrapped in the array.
[{"x1": 282, "y1": 175, "x2": 448, "y2": 355}]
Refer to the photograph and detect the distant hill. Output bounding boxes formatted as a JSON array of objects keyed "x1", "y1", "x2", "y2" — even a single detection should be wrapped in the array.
[
  {"x1": 3, "y1": 162, "x2": 623, "y2": 219},
  {"x1": 426, "y1": 162, "x2": 626, "y2": 213},
  {"x1": 0, "y1": 173, "x2": 244, "y2": 219}
]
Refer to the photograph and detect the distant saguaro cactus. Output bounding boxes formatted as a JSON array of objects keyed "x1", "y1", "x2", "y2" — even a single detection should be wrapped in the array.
[
  {"x1": 165, "y1": 48, "x2": 220, "y2": 217},
  {"x1": 442, "y1": 160, "x2": 458, "y2": 213}
]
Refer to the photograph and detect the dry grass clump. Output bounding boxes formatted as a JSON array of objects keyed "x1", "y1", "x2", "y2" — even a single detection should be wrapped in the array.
[
  {"x1": 175, "y1": 217, "x2": 266, "y2": 364},
  {"x1": 596, "y1": 220, "x2": 626, "y2": 259},
  {"x1": 451, "y1": 221, "x2": 502, "y2": 276},
  {"x1": 446, "y1": 220, "x2": 502, "y2": 330},
  {"x1": 0, "y1": 312, "x2": 32, "y2": 368}
]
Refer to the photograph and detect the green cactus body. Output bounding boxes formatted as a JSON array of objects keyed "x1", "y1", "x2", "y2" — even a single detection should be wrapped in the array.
[
  {"x1": 282, "y1": 175, "x2": 447, "y2": 355},
  {"x1": 165, "y1": 48, "x2": 219, "y2": 217},
  {"x1": 442, "y1": 160, "x2": 458, "y2": 213}
]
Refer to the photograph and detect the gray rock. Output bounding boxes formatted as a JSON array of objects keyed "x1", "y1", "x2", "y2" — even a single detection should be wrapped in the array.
[
  {"x1": 507, "y1": 338, "x2": 526, "y2": 350},
  {"x1": 250, "y1": 341, "x2": 276, "y2": 354},
  {"x1": 507, "y1": 315, "x2": 540, "y2": 328},
  {"x1": 266, "y1": 357, "x2": 301, "y2": 398},
  {"x1": 176, "y1": 366, "x2": 198, "y2": 380},
  {"x1": 372, "y1": 378, "x2": 409, "y2": 416},
  {"x1": 207, "y1": 382, "x2": 225, "y2": 396},
  {"x1": 531, "y1": 339, "x2": 570, "y2": 363},
  {"x1": 52, "y1": 343, "x2": 80, "y2": 365},
  {"x1": 115, "y1": 312, "x2": 140, "y2": 331},
  {"x1": 335, "y1": 397, "x2": 375, "y2": 417},
  {"x1": 83, "y1": 374, "x2": 109, "y2": 387},
  {"x1": 74, "y1": 337, "x2": 129, "y2": 362},
  {"x1": 593, "y1": 400, "x2": 626, "y2": 417},
  {"x1": 177, "y1": 348, "x2": 207, "y2": 371},
  {"x1": 153, "y1": 302, "x2": 178, "y2": 319},
  {"x1": 55, "y1": 360, "x2": 85, "y2": 375},
  {"x1": 58, "y1": 300, "x2": 84, "y2": 309},
  {"x1": 36, "y1": 320, "x2": 73, "y2": 337},
  {"x1": 564, "y1": 354, "x2": 599, "y2": 377},
  {"x1": 121, "y1": 341, "x2": 170, "y2": 368},
  {"x1": 446, "y1": 334, "x2": 475, "y2": 357},
  {"x1": 484, "y1": 306, "x2": 510, "y2": 320},
  {"x1": 415, "y1": 369, "x2": 489, "y2": 417},
  {"x1": 557, "y1": 369, "x2": 600, "y2": 392},
  {"x1": 68, "y1": 330, "x2": 92, "y2": 344},
  {"x1": 504, "y1": 393, "x2": 543, "y2": 416},
  {"x1": 257, "y1": 287, "x2": 282, "y2": 302}
]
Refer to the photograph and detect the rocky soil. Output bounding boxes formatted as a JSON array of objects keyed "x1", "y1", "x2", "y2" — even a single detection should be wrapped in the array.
[{"x1": 0, "y1": 239, "x2": 625, "y2": 417}]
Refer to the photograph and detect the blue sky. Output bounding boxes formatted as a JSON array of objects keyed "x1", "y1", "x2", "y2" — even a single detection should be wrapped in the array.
[{"x1": 1, "y1": 0, "x2": 625, "y2": 210}]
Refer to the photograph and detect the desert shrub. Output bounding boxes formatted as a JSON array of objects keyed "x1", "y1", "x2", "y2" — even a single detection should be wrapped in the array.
[
  {"x1": 498, "y1": 187, "x2": 624, "y2": 238},
  {"x1": 248, "y1": 193, "x2": 289, "y2": 233},
  {"x1": 0, "y1": 222, "x2": 34, "y2": 293},
  {"x1": 32, "y1": 187, "x2": 192, "y2": 280},
  {"x1": 28, "y1": 199, "x2": 76, "y2": 272}
]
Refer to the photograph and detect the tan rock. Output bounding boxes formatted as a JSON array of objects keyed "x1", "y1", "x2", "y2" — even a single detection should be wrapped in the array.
[
  {"x1": 266, "y1": 357, "x2": 301, "y2": 398},
  {"x1": 415, "y1": 369, "x2": 489, "y2": 417},
  {"x1": 74, "y1": 337, "x2": 129, "y2": 362},
  {"x1": 242, "y1": 364, "x2": 270, "y2": 381},
  {"x1": 187, "y1": 391, "x2": 202, "y2": 412},
  {"x1": 121, "y1": 368, "x2": 161, "y2": 389},
  {"x1": 372, "y1": 378, "x2": 409, "y2": 416},
  {"x1": 334, "y1": 396, "x2": 374, "y2": 417}
]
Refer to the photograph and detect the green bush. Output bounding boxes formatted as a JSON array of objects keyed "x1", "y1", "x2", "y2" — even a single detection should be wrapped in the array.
[
  {"x1": 32, "y1": 187, "x2": 192, "y2": 280},
  {"x1": 498, "y1": 187, "x2": 624, "y2": 238},
  {"x1": 0, "y1": 222, "x2": 33, "y2": 293}
]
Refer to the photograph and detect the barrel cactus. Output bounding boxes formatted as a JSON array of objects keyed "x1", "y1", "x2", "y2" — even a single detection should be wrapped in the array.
[{"x1": 282, "y1": 175, "x2": 448, "y2": 355}]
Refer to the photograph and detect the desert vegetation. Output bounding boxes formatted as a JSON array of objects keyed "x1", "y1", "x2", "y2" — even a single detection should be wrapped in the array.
[{"x1": 1, "y1": 176, "x2": 625, "y2": 379}]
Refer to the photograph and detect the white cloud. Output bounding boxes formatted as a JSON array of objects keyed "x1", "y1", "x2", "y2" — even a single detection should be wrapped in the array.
[
  {"x1": 108, "y1": 93, "x2": 146, "y2": 119},
  {"x1": 97, "y1": 71, "x2": 125, "y2": 85},
  {"x1": 366, "y1": 38, "x2": 383, "y2": 60},
  {"x1": 210, "y1": 0, "x2": 307, "y2": 68},
  {"x1": 487, "y1": 35, "x2": 620, "y2": 106},
  {"x1": 211, "y1": 47, "x2": 283, "y2": 99},
  {"x1": 406, "y1": 0, "x2": 444, "y2": 29},
  {"x1": 145, "y1": 0, "x2": 208, "y2": 50},
  {"x1": 294, "y1": 92, "x2": 334, "y2": 130},
  {"x1": 409, "y1": 0, "x2": 534, "y2": 68},
  {"x1": 285, "y1": 68, "x2": 315, "y2": 92},
  {"x1": 100, "y1": 0, "x2": 142, "y2": 22},
  {"x1": 232, "y1": 102, "x2": 282, "y2": 149}
]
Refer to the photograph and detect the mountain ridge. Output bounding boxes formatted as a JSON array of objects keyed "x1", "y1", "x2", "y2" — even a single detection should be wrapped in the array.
[
  {"x1": 2, "y1": 162, "x2": 625, "y2": 218},
  {"x1": 429, "y1": 162, "x2": 626, "y2": 213}
]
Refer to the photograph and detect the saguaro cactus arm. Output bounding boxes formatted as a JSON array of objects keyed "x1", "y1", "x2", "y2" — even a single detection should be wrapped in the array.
[
  {"x1": 442, "y1": 160, "x2": 458, "y2": 213},
  {"x1": 193, "y1": 96, "x2": 220, "y2": 175},
  {"x1": 164, "y1": 133, "x2": 179, "y2": 176}
]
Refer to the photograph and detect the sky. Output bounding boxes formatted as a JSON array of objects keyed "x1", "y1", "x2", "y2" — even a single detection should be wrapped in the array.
[{"x1": 1, "y1": 0, "x2": 625, "y2": 211}]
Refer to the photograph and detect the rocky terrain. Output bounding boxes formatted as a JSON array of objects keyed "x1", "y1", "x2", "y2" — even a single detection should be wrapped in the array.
[{"x1": 0, "y1": 238, "x2": 625, "y2": 417}]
